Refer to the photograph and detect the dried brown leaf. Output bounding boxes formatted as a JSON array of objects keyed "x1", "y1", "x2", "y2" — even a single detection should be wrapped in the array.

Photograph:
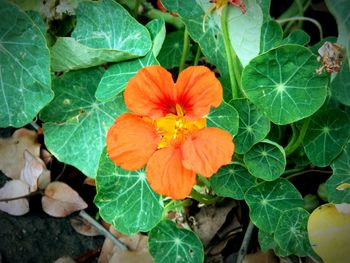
[
  {"x1": 0, "y1": 180, "x2": 30, "y2": 216},
  {"x1": 70, "y1": 216, "x2": 101, "y2": 237},
  {"x1": 53, "y1": 256, "x2": 76, "y2": 263},
  {"x1": 109, "y1": 250, "x2": 153, "y2": 263},
  {"x1": 84, "y1": 177, "x2": 96, "y2": 186},
  {"x1": 0, "y1": 128, "x2": 40, "y2": 180},
  {"x1": 42, "y1": 182, "x2": 87, "y2": 217},
  {"x1": 243, "y1": 250, "x2": 278, "y2": 263}
]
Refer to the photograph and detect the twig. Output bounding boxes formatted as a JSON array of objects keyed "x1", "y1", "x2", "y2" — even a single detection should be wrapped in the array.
[
  {"x1": 0, "y1": 190, "x2": 42, "y2": 202},
  {"x1": 55, "y1": 163, "x2": 67, "y2": 182},
  {"x1": 79, "y1": 210, "x2": 127, "y2": 251},
  {"x1": 285, "y1": 169, "x2": 332, "y2": 180},
  {"x1": 236, "y1": 221, "x2": 255, "y2": 263}
]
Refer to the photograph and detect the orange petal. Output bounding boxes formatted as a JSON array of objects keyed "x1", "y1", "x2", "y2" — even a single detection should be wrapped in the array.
[
  {"x1": 106, "y1": 113, "x2": 161, "y2": 170},
  {"x1": 182, "y1": 128, "x2": 234, "y2": 177},
  {"x1": 124, "y1": 66, "x2": 176, "y2": 118},
  {"x1": 146, "y1": 145, "x2": 196, "y2": 200},
  {"x1": 175, "y1": 66, "x2": 223, "y2": 120}
]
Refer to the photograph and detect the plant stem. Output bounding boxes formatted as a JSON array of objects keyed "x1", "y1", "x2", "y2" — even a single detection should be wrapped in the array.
[
  {"x1": 190, "y1": 188, "x2": 221, "y2": 205},
  {"x1": 284, "y1": 117, "x2": 310, "y2": 156},
  {"x1": 194, "y1": 44, "x2": 202, "y2": 66},
  {"x1": 79, "y1": 210, "x2": 127, "y2": 251},
  {"x1": 179, "y1": 27, "x2": 190, "y2": 73},
  {"x1": 236, "y1": 221, "x2": 255, "y2": 263},
  {"x1": 0, "y1": 190, "x2": 42, "y2": 202},
  {"x1": 144, "y1": 8, "x2": 184, "y2": 29},
  {"x1": 277, "y1": 16, "x2": 323, "y2": 40},
  {"x1": 285, "y1": 169, "x2": 332, "y2": 180},
  {"x1": 221, "y1": 5, "x2": 240, "y2": 99}
]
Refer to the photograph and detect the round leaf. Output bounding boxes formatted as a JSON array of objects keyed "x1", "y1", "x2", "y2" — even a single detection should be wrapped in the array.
[
  {"x1": 231, "y1": 98, "x2": 270, "y2": 154},
  {"x1": 148, "y1": 220, "x2": 204, "y2": 263},
  {"x1": 242, "y1": 44, "x2": 328, "y2": 125},
  {"x1": 0, "y1": 1, "x2": 53, "y2": 127},
  {"x1": 206, "y1": 100, "x2": 239, "y2": 136},
  {"x1": 245, "y1": 178, "x2": 304, "y2": 233},
  {"x1": 244, "y1": 140, "x2": 286, "y2": 181},
  {"x1": 327, "y1": 143, "x2": 350, "y2": 203},
  {"x1": 41, "y1": 67, "x2": 127, "y2": 177},
  {"x1": 274, "y1": 208, "x2": 311, "y2": 256},
  {"x1": 303, "y1": 108, "x2": 350, "y2": 167},
  {"x1": 94, "y1": 149, "x2": 163, "y2": 234},
  {"x1": 211, "y1": 162, "x2": 256, "y2": 200}
]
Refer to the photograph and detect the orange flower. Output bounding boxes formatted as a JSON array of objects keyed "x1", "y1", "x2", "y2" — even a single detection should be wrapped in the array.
[{"x1": 106, "y1": 66, "x2": 234, "y2": 200}]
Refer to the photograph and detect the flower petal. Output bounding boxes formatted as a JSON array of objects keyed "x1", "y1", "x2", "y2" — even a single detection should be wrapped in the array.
[
  {"x1": 106, "y1": 113, "x2": 161, "y2": 170},
  {"x1": 182, "y1": 128, "x2": 234, "y2": 177},
  {"x1": 124, "y1": 66, "x2": 176, "y2": 118},
  {"x1": 175, "y1": 66, "x2": 223, "y2": 119},
  {"x1": 146, "y1": 145, "x2": 196, "y2": 200}
]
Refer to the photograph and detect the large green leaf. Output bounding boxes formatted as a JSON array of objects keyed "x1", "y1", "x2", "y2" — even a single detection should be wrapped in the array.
[
  {"x1": 41, "y1": 67, "x2": 127, "y2": 177},
  {"x1": 260, "y1": 20, "x2": 283, "y2": 53},
  {"x1": 332, "y1": 60, "x2": 350, "y2": 106},
  {"x1": 148, "y1": 220, "x2": 204, "y2": 263},
  {"x1": 256, "y1": 0, "x2": 271, "y2": 22},
  {"x1": 327, "y1": 143, "x2": 350, "y2": 203},
  {"x1": 211, "y1": 162, "x2": 256, "y2": 200},
  {"x1": 231, "y1": 98, "x2": 270, "y2": 154},
  {"x1": 258, "y1": 230, "x2": 289, "y2": 257},
  {"x1": 280, "y1": 30, "x2": 310, "y2": 46},
  {"x1": 146, "y1": 18, "x2": 166, "y2": 57},
  {"x1": 0, "y1": 1, "x2": 53, "y2": 127},
  {"x1": 206, "y1": 100, "x2": 239, "y2": 136},
  {"x1": 227, "y1": 0, "x2": 263, "y2": 66},
  {"x1": 274, "y1": 208, "x2": 312, "y2": 256},
  {"x1": 50, "y1": 0, "x2": 151, "y2": 71},
  {"x1": 242, "y1": 45, "x2": 328, "y2": 125},
  {"x1": 303, "y1": 108, "x2": 350, "y2": 167},
  {"x1": 244, "y1": 140, "x2": 286, "y2": 181},
  {"x1": 245, "y1": 178, "x2": 304, "y2": 233},
  {"x1": 94, "y1": 149, "x2": 163, "y2": 234}
]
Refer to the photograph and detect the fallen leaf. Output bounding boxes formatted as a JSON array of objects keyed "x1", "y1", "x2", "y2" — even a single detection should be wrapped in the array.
[
  {"x1": 52, "y1": 256, "x2": 76, "y2": 263},
  {"x1": 37, "y1": 169, "x2": 51, "y2": 190},
  {"x1": 83, "y1": 177, "x2": 96, "y2": 186},
  {"x1": 42, "y1": 182, "x2": 87, "y2": 217},
  {"x1": 41, "y1": 149, "x2": 53, "y2": 165},
  {"x1": 0, "y1": 128, "x2": 40, "y2": 180},
  {"x1": 20, "y1": 150, "x2": 50, "y2": 192},
  {"x1": 308, "y1": 203, "x2": 350, "y2": 263},
  {"x1": 0, "y1": 180, "x2": 30, "y2": 216},
  {"x1": 70, "y1": 216, "x2": 101, "y2": 236},
  {"x1": 336, "y1": 183, "x2": 350, "y2": 190},
  {"x1": 243, "y1": 250, "x2": 278, "y2": 263},
  {"x1": 109, "y1": 250, "x2": 153, "y2": 263}
]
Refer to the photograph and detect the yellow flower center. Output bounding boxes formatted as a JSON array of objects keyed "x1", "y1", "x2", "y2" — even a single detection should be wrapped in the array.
[{"x1": 155, "y1": 104, "x2": 206, "y2": 148}]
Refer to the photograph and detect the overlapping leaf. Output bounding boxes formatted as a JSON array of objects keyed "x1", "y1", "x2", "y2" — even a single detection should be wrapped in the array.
[
  {"x1": 260, "y1": 20, "x2": 283, "y2": 53},
  {"x1": 303, "y1": 108, "x2": 350, "y2": 167},
  {"x1": 242, "y1": 44, "x2": 328, "y2": 125},
  {"x1": 0, "y1": 1, "x2": 53, "y2": 127},
  {"x1": 332, "y1": 60, "x2": 350, "y2": 106},
  {"x1": 245, "y1": 179, "x2": 304, "y2": 233},
  {"x1": 211, "y1": 162, "x2": 256, "y2": 200},
  {"x1": 148, "y1": 220, "x2": 203, "y2": 263},
  {"x1": 41, "y1": 67, "x2": 127, "y2": 177},
  {"x1": 231, "y1": 99, "x2": 270, "y2": 154},
  {"x1": 94, "y1": 149, "x2": 163, "y2": 234},
  {"x1": 50, "y1": 0, "x2": 152, "y2": 71},
  {"x1": 280, "y1": 30, "x2": 310, "y2": 46}
]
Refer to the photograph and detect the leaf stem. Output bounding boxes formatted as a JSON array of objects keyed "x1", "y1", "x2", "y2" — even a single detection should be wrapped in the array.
[
  {"x1": 193, "y1": 44, "x2": 202, "y2": 66},
  {"x1": 236, "y1": 221, "x2": 255, "y2": 263},
  {"x1": 190, "y1": 188, "x2": 221, "y2": 205},
  {"x1": 284, "y1": 117, "x2": 310, "y2": 156},
  {"x1": 277, "y1": 16, "x2": 323, "y2": 40},
  {"x1": 221, "y1": 5, "x2": 240, "y2": 99},
  {"x1": 179, "y1": 27, "x2": 190, "y2": 73},
  {"x1": 285, "y1": 169, "x2": 332, "y2": 180}
]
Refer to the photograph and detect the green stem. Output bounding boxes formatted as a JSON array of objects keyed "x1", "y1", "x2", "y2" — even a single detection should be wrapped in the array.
[
  {"x1": 284, "y1": 117, "x2": 311, "y2": 156},
  {"x1": 277, "y1": 16, "x2": 323, "y2": 40},
  {"x1": 221, "y1": 5, "x2": 239, "y2": 99},
  {"x1": 144, "y1": 8, "x2": 184, "y2": 30},
  {"x1": 194, "y1": 45, "x2": 202, "y2": 66},
  {"x1": 285, "y1": 169, "x2": 332, "y2": 180},
  {"x1": 190, "y1": 189, "x2": 221, "y2": 205},
  {"x1": 278, "y1": 0, "x2": 309, "y2": 19},
  {"x1": 179, "y1": 27, "x2": 190, "y2": 73}
]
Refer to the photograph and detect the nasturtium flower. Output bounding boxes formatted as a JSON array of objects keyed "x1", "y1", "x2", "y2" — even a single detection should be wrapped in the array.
[{"x1": 106, "y1": 65, "x2": 234, "y2": 200}]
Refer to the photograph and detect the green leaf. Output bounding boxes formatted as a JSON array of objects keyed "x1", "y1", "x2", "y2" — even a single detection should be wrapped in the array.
[
  {"x1": 148, "y1": 220, "x2": 204, "y2": 263},
  {"x1": 10, "y1": 0, "x2": 41, "y2": 11},
  {"x1": 325, "y1": 0, "x2": 350, "y2": 66},
  {"x1": 94, "y1": 149, "x2": 163, "y2": 234},
  {"x1": 303, "y1": 108, "x2": 350, "y2": 167},
  {"x1": 258, "y1": 230, "x2": 290, "y2": 257},
  {"x1": 158, "y1": 31, "x2": 189, "y2": 69},
  {"x1": 211, "y1": 162, "x2": 256, "y2": 200},
  {"x1": 242, "y1": 45, "x2": 328, "y2": 125},
  {"x1": 206, "y1": 100, "x2": 239, "y2": 136},
  {"x1": 256, "y1": 0, "x2": 271, "y2": 22},
  {"x1": 280, "y1": 29, "x2": 310, "y2": 46},
  {"x1": 95, "y1": 52, "x2": 158, "y2": 101},
  {"x1": 274, "y1": 208, "x2": 311, "y2": 256},
  {"x1": 227, "y1": 0, "x2": 263, "y2": 66},
  {"x1": 244, "y1": 140, "x2": 286, "y2": 181},
  {"x1": 245, "y1": 178, "x2": 304, "y2": 233},
  {"x1": 332, "y1": 60, "x2": 350, "y2": 106},
  {"x1": 260, "y1": 20, "x2": 283, "y2": 53},
  {"x1": 327, "y1": 143, "x2": 350, "y2": 203},
  {"x1": 146, "y1": 18, "x2": 166, "y2": 57},
  {"x1": 0, "y1": 0, "x2": 53, "y2": 128},
  {"x1": 41, "y1": 67, "x2": 127, "y2": 177},
  {"x1": 50, "y1": 0, "x2": 151, "y2": 71},
  {"x1": 26, "y1": 11, "x2": 46, "y2": 35},
  {"x1": 230, "y1": 98, "x2": 270, "y2": 154}
]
